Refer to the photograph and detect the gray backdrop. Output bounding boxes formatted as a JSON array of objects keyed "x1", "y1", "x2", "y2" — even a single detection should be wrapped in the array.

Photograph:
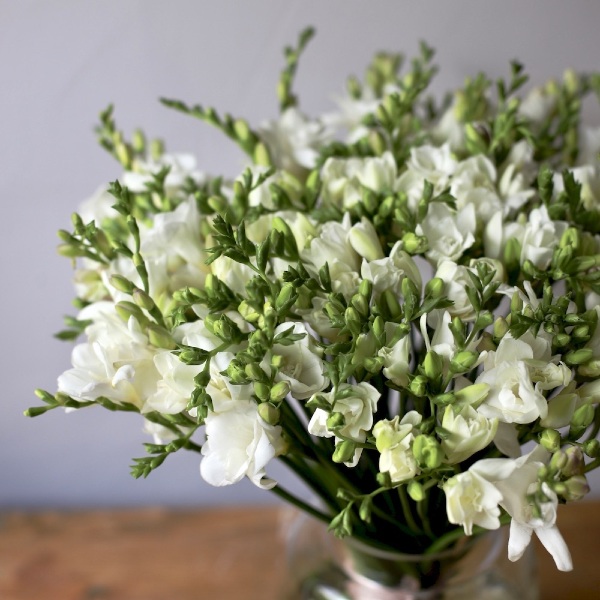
[{"x1": 3, "y1": 0, "x2": 600, "y2": 508}]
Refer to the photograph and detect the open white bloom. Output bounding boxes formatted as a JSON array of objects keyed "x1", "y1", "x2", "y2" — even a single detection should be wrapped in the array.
[
  {"x1": 520, "y1": 205, "x2": 568, "y2": 270},
  {"x1": 210, "y1": 255, "x2": 256, "y2": 296},
  {"x1": 417, "y1": 202, "x2": 476, "y2": 265},
  {"x1": 320, "y1": 152, "x2": 398, "y2": 209},
  {"x1": 493, "y1": 447, "x2": 572, "y2": 571},
  {"x1": 451, "y1": 155, "x2": 502, "y2": 224},
  {"x1": 201, "y1": 354, "x2": 285, "y2": 489},
  {"x1": 143, "y1": 351, "x2": 203, "y2": 414},
  {"x1": 441, "y1": 405, "x2": 498, "y2": 464},
  {"x1": 444, "y1": 462, "x2": 505, "y2": 535},
  {"x1": 434, "y1": 260, "x2": 478, "y2": 321},
  {"x1": 308, "y1": 382, "x2": 380, "y2": 466},
  {"x1": 373, "y1": 412, "x2": 422, "y2": 483},
  {"x1": 361, "y1": 241, "x2": 422, "y2": 298},
  {"x1": 498, "y1": 141, "x2": 536, "y2": 213},
  {"x1": 57, "y1": 303, "x2": 159, "y2": 410},
  {"x1": 264, "y1": 322, "x2": 329, "y2": 400},
  {"x1": 476, "y1": 336, "x2": 548, "y2": 424},
  {"x1": 301, "y1": 214, "x2": 361, "y2": 297},
  {"x1": 258, "y1": 107, "x2": 332, "y2": 177},
  {"x1": 483, "y1": 210, "x2": 526, "y2": 261},
  {"x1": 379, "y1": 332, "x2": 411, "y2": 387}
]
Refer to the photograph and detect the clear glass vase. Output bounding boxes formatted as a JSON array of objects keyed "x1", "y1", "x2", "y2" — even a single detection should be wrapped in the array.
[{"x1": 283, "y1": 514, "x2": 538, "y2": 600}]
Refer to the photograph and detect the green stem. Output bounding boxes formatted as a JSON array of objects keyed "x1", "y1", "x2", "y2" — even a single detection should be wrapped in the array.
[
  {"x1": 269, "y1": 484, "x2": 331, "y2": 525},
  {"x1": 398, "y1": 485, "x2": 422, "y2": 535}
]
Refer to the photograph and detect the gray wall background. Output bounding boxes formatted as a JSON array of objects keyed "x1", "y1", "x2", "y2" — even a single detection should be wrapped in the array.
[{"x1": 3, "y1": 0, "x2": 600, "y2": 508}]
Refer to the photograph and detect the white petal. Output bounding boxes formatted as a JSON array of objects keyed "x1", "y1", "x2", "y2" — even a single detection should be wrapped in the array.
[
  {"x1": 535, "y1": 526, "x2": 573, "y2": 572},
  {"x1": 508, "y1": 520, "x2": 533, "y2": 562}
]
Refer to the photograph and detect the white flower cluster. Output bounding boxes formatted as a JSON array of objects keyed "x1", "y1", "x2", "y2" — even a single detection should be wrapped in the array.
[{"x1": 36, "y1": 34, "x2": 600, "y2": 573}]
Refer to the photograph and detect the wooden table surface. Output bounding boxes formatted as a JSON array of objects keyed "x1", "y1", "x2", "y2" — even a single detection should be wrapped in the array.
[{"x1": 0, "y1": 502, "x2": 597, "y2": 600}]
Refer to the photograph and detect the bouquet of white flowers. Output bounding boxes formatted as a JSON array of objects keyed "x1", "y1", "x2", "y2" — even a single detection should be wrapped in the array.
[{"x1": 31, "y1": 27, "x2": 600, "y2": 588}]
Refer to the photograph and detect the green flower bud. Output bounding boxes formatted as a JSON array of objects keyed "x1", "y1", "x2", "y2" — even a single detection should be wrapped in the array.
[
  {"x1": 510, "y1": 293, "x2": 523, "y2": 313},
  {"x1": 563, "y1": 475, "x2": 590, "y2": 501},
  {"x1": 132, "y1": 129, "x2": 146, "y2": 153},
  {"x1": 423, "y1": 351, "x2": 443, "y2": 380},
  {"x1": 147, "y1": 325, "x2": 177, "y2": 350},
  {"x1": 450, "y1": 351, "x2": 478, "y2": 373},
  {"x1": 57, "y1": 243, "x2": 85, "y2": 258},
  {"x1": 245, "y1": 363, "x2": 266, "y2": 382},
  {"x1": 275, "y1": 283, "x2": 297, "y2": 312},
  {"x1": 115, "y1": 301, "x2": 146, "y2": 324},
  {"x1": 433, "y1": 393, "x2": 455, "y2": 406},
  {"x1": 270, "y1": 381, "x2": 291, "y2": 403},
  {"x1": 553, "y1": 333, "x2": 571, "y2": 348},
  {"x1": 226, "y1": 361, "x2": 248, "y2": 384},
  {"x1": 368, "y1": 130, "x2": 387, "y2": 156},
  {"x1": 578, "y1": 359, "x2": 600, "y2": 378},
  {"x1": 253, "y1": 382, "x2": 270, "y2": 402},
  {"x1": 563, "y1": 446, "x2": 585, "y2": 477},
  {"x1": 409, "y1": 375, "x2": 428, "y2": 397},
  {"x1": 238, "y1": 301, "x2": 260, "y2": 323},
  {"x1": 539, "y1": 429, "x2": 562, "y2": 453},
  {"x1": 493, "y1": 317, "x2": 509, "y2": 341},
  {"x1": 549, "y1": 449, "x2": 568, "y2": 472},
  {"x1": 560, "y1": 227, "x2": 581, "y2": 250},
  {"x1": 345, "y1": 306, "x2": 363, "y2": 336},
  {"x1": 132, "y1": 288, "x2": 155, "y2": 311},
  {"x1": 381, "y1": 290, "x2": 402, "y2": 320},
  {"x1": 474, "y1": 311, "x2": 494, "y2": 330},
  {"x1": 351, "y1": 294, "x2": 370, "y2": 318},
  {"x1": 150, "y1": 138, "x2": 164, "y2": 160},
  {"x1": 407, "y1": 480, "x2": 425, "y2": 502},
  {"x1": 412, "y1": 434, "x2": 443, "y2": 470},
  {"x1": 584, "y1": 438, "x2": 600, "y2": 458},
  {"x1": 570, "y1": 404, "x2": 595, "y2": 430},
  {"x1": 233, "y1": 118, "x2": 252, "y2": 143},
  {"x1": 257, "y1": 402, "x2": 280, "y2": 425},
  {"x1": 565, "y1": 348, "x2": 593, "y2": 366},
  {"x1": 253, "y1": 142, "x2": 271, "y2": 167},
  {"x1": 503, "y1": 237, "x2": 522, "y2": 273},
  {"x1": 358, "y1": 497, "x2": 372, "y2": 523},
  {"x1": 109, "y1": 275, "x2": 135, "y2": 294},
  {"x1": 358, "y1": 279, "x2": 373, "y2": 301},
  {"x1": 402, "y1": 232, "x2": 428, "y2": 255},
  {"x1": 425, "y1": 277, "x2": 444, "y2": 299},
  {"x1": 332, "y1": 440, "x2": 356, "y2": 464}
]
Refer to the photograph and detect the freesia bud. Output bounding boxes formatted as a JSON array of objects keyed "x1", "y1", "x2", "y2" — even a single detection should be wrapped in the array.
[
  {"x1": 332, "y1": 440, "x2": 356, "y2": 464},
  {"x1": 327, "y1": 412, "x2": 346, "y2": 431},
  {"x1": 584, "y1": 438, "x2": 600, "y2": 458},
  {"x1": 270, "y1": 381, "x2": 291, "y2": 403},
  {"x1": 423, "y1": 351, "x2": 443, "y2": 380},
  {"x1": 539, "y1": 429, "x2": 562, "y2": 453},
  {"x1": 407, "y1": 480, "x2": 425, "y2": 502},
  {"x1": 257, "y1": 402, "x2": 280, "y2": 425},
  {"x1": 565, "y1": 348, "x2": 593, "y2": 366},
  {"x1": 147, "y1": 325, "x2": 177, "y2": 350},
  {"x1": 348, "y1": 218, "x2": 384, "y2": 261},
  {"x1": 450, "y1": 351, "x2": 478, "y2": 373},
  {"x1": 563, "y1": 475, "x2": 590, "y2": 501},
  {"x1": 563, "y1": 446, "x2": 585, "y2": 477},
  {"x1": 425, "y1": 277, "x2": 444, "y2": 299},
  {"x1": 402, "y1": 232, "x2": 428, "y2": 255},
  {"x1": 409, "y1": 375, "x2": 428, "y2": 397},
  {"x1": 570, "y1": 404, "x2": 594, "y2": 431},
  {"x1": 412, "y1": 435, "x2": 443, "y2": 470}
]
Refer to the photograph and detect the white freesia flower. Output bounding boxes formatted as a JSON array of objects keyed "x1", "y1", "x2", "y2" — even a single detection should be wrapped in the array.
[
  {"x1": 441, "y1": 405, "x2": 498, "y2": 464},
  {"x1": 379, "y1": 330, "x2": 411, "y2": 387},
  {"x1": 444, "y1": 462, "x2": 505, "y2": 535},
  {"x1": 483, "y1": 211, "x2": 526, "y2": 261},
  {"x1": 57, "y1": 303, "x2": 159, "y2": 410},
  {"x1": 320, "y1": 152, "x2": 398, "y2": 209},
  {"x1": 361, "y1": 242, "x2": 422, "y2": 298},
  {"x1": 200, "y1": 354, "x2": 286, "y2": 489},
  {"x1": 210, "y1": 255, "x2": 256, "y2": 296},
  {"x1": 373, "y1": 412, "x2": 422, "y2": 483},
  {"x1": 493, "y1": 447, "x2": 572, "y2": 571},
  {"x1": 264, "y1": 322, "x2": 329, "y2": 400},
  {"x1": 143, "y1": 351, "x2": 203, "y2": 414},
  {"x1": 417, "y1": 202, "x2": 476, "y2": 265},
  {"x1": 498, "y1": 141, "x2": 537, "y2": 213},
  {"x1": 451, "y1": 155, "x2": 503, "y2": 224},
  {"x1": 476, "y1": 336, "x2": 547, "y2": 424},
  {"x1": 520, "y1": 205, "x2": 568, "y2": 270},
  {"x1": 301, "y1": 214, "x2": 361, "y2": 296},
  {"x1": 308, "y1": 382, "x2": 380, "y2": 466},
  {"x1": 258, "y1": 107, "x2": 333, "y2": 178},
  {"x1": 434, "y1": 261, "x2": 477, "y2": 321}
]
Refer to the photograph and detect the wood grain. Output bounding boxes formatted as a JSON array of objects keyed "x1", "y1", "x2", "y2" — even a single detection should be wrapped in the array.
[{"x1": 0, "y1": 502, "x2": 597, "y2": 599}]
